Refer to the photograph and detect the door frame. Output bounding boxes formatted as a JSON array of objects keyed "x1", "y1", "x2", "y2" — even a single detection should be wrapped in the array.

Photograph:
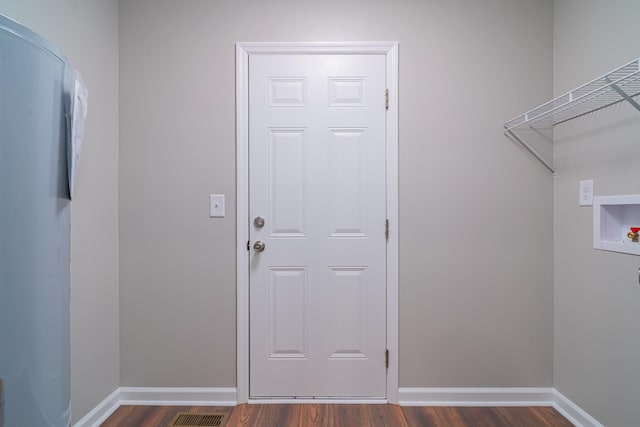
[{"x1": 236, "y1": 41, "x2": 399, "y2": 403}]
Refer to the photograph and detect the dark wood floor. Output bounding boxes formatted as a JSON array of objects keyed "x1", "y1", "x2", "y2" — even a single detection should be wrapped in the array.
[{"x1": 101, "y1": 404, "x2": 575, "y2": 426}]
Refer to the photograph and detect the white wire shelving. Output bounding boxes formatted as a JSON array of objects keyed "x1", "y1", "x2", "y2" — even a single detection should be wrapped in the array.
[{"x1": 504, "y1": 57, "x2": 640, "y2": 175}]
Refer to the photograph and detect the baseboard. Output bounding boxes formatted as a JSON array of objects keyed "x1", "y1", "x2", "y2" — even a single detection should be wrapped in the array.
[
  {"x1": 72, "y1": 388, "x2": 121, "y2": 427},
  {"x1": 398, "y1": 387, "x2": 555, "y2": 407},
  {"x1": 552, "y1": 389, "x2": 604, "y2": 427},
  {"x1": 73, "y1": 387, "x2": 238, "y2": 427},
  {"x1": 398, "y1": 387, "x2": 603, "y2": 427},
  {"x1": 75, "y1": 386, "x2": 601, "y2": 427},
  {"x1": 118, "y1": 387, "x2": 238, "y2": 406}
]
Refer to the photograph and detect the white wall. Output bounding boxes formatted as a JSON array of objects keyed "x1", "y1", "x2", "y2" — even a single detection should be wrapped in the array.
[
  {"x1": 119, "y1": 0, "x2": 554, "y2": 390},
  {"x1": 553, "y1": 1, "x2": 640, "y2": 425},
  {"x1": 0, "y1": 0, "x2": 120, "y2": 423}
]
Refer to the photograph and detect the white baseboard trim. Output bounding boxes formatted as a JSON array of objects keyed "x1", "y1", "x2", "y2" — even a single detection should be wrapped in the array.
[
  {"x1": 398, "y1": 387, "x2": 603, "y2": 427},
  {"x1": 72, "y1": 388, "x2": 120, "y2": 427},
  {"x1": 73, "y1": 387, "x2": 238, "y2": 427},
  {"x1": 552, "y1": 389, "x2": 604, "y2": 427},
  {"x1": 398, "y1": 387, "x2": 554, "y2": 407},
  {"x1": 118, "y1": 387, "x2": 238, "y2": 406},
  {"x1": 75, "y1": 386, "x2": 601, "y2": 427}
]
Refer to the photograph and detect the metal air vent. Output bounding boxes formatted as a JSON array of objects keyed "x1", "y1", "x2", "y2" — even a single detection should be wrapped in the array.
[{"x1": 169, "y1": 412, "x2": 228, "y2": 427}]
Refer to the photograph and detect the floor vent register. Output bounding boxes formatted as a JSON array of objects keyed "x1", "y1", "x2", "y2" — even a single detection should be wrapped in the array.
[{"x1": 169, "y1": 412, "x2": 228, "y2": 427}]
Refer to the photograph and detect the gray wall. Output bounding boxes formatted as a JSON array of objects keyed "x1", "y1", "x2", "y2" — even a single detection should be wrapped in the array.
[
  {"x1": 553, "y1": 0, "x2": 640, "y2": 425},
  {"x1": 6, "y1": 0, "x2": 640, "y2": 423},
  {"x1": 0, "y1": 0, "x2": 564, "y2": 422},
  {"x1": 119, "y1": 0, "x2": 554, "y2": 389},
  {"x1": 0, "y1": 0, "x2": 120, "y2": 423}
]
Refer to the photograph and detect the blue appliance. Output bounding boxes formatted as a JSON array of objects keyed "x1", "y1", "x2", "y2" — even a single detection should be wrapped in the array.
[{"x1": 0, "y1": 14, "x2": 72, "y2": 427}]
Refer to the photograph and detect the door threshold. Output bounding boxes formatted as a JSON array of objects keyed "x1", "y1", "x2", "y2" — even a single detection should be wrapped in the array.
[{"x1": 248, "y1": 397, "x2": 388, "y2": 405}]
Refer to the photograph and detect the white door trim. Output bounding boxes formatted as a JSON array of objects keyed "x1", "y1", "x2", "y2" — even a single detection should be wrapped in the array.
[{"x1": 236, "y1": 41, "x2": 399, "y2": 403}]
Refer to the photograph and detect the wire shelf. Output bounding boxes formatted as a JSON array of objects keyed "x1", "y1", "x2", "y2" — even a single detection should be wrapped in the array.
[
  {"x1": 503, "y1": 57, "x2": 640, "y2": 174},
  {"x1": 505, "y1": 57, "x2": 640, "y2": 131}
]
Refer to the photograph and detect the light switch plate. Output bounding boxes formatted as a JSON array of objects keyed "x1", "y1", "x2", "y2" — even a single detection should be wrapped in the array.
[
  {"x1": 579, "y1": 180, "x2": 594, "y2": 206},
  {"x1": 210, "y1": 194, "x2": 225, "y2": 217}
]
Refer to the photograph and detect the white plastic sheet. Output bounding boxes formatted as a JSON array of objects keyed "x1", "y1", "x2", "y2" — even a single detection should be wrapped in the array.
[{"x1": 65, "y1": 65, "x2": 88, "y2": 199}]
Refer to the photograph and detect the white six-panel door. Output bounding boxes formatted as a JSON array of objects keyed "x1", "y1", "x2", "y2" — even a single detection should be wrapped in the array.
[{"x1": 248, "y1": 53, "x2": 388, "y2": 398}]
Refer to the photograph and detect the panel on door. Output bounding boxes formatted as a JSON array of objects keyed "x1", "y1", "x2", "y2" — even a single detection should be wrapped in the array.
[{"x1": 249, "y1": 54, "x2": 387, "y2": 398}]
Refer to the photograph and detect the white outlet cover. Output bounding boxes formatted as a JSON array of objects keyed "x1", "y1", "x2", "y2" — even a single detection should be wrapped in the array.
[
  {"x1": 210, "y1": 194, "x2": 225, "y2": 217},
  {"x1": 579, "y1": 180, "x2": 594, "y2": 206}
]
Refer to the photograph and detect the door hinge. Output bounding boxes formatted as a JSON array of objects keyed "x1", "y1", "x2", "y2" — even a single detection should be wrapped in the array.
[
  {"x1": 385, "y1": 219, "x2": 389, "y2": 239},
  {"x1": 385, "y1": 89, "x2": 389, "y2": 110},
  {"x1": 385, "y1": 349, "x2": 389, "y2": 369}
]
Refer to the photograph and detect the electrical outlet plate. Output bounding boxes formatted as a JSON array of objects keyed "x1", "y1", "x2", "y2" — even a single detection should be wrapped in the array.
[
  {"x1": 579, "y1": 180, "x2": 594, "y2": 206},
  {"x1": 209, "y1": 194, "x2": 225, "y2": 217}
]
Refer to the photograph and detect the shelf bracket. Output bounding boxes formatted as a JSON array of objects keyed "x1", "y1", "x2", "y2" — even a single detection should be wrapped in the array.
[
  {"x1": 604, "y1": 76, "x2": 640, "y2": 113},
  {"x1": 504, "y1": 128, "x2": 556, "y2": 176}
]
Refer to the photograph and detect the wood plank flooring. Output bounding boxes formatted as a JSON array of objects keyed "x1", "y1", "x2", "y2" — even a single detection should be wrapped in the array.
[{"x1": 101, "y1": 404, "x2": 575, "y2": 426}]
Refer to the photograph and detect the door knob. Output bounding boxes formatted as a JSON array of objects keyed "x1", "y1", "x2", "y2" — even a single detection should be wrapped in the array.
[
  {"x1": 253, "y1": 241, "x2": 266, "y2": 253},
  {"x1": 254, "y1": 216, "x2": 265, "y2": 228}
]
